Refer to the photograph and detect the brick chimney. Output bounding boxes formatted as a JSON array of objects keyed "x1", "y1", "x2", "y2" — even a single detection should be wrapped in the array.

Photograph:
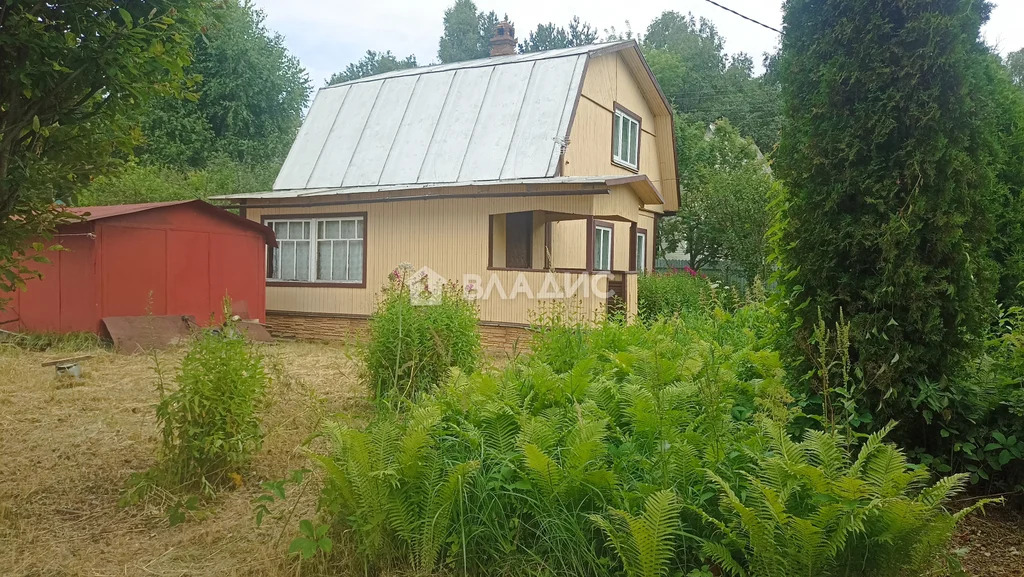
[{"x1": 489, "y1": 20, "x2": 516, "y2": 57}]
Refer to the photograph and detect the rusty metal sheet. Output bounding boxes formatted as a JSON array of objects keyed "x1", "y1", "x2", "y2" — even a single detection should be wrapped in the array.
[
  {"x1": 234, "y1": 321, "x2": 273, "y2": 343},
  {"x1": 101, "y1": 315, "x2": 197, "y2": 354}
]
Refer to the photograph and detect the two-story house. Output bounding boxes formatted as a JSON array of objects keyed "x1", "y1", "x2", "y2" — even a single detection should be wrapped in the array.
[{"x1": 214, "y1": 24, "x2": 679, "y2": 347}]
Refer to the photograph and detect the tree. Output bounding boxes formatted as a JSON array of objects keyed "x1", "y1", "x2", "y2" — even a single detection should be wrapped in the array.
[
  {"x1": 0, "y1": 1, "x2": 201, "y2": 301},
  {"x1": 1007, "y1": 48, "x2": 1024, "y2": 88},
  {"x1": 136, "y1": 0, "x2": 310, "y2": 169},
  {"x1": 519, "y1": 16, "x2": 597, "y2": 53},
  {"x1": 641, "y1": 11, "x2": 782, "y2": 152},
  {"x1": 0, "y1": 1, "x2": 200, "y2": 220},
  {"x1": 658, "y1": 119, "x2": 775, "y2": 282},
  {"x1": 777, "y1": 0, "x2": 998, "y2": 403},
  {"x1": 437, "y1": 0, "x2": 500, "y2": 63},
  {"x1": 987, "y1": 54, "x2": 1024, "y2": 307},
  {"x1": 328, "y1": 50, "x2": 417, "y2": 85}
]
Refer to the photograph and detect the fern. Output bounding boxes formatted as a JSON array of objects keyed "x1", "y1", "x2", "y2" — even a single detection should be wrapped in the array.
[{"x1": 590, "y1": 489, "x2": 682, "y2": 577}]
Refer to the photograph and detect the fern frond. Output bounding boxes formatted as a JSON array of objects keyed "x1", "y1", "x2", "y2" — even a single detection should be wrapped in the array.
[
  {"x1": 701, "y1": 541, "x2": 748, "y2": 577},
  {"x1": 590, "y1": 489, "x2": 681, "y2": 577},
  {"x1": 918, "y1": 473, "x2": 970, "y2": 508},
  {"x1": 849, "y1": 420, "x2": 897, "y2": 476}
]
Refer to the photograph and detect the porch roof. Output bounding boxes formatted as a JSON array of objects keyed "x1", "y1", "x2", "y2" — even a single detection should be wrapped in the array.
[{"x1": 211, "y1": 175, "x2": 663, "y2": 205}]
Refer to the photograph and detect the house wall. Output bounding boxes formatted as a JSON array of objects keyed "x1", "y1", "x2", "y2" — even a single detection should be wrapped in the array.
[
  {"x1": 638, "y1": 210, "x2": 656, "y2": 272},
  {"x1": 562, "y1": 52, "x2": 676, "y2": 212},
  {"x1": 246, "y1": 186, "x2": 647, "y2": 327}
]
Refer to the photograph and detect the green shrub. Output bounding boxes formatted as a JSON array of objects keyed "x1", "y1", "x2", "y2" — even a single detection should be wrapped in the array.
[
  {"x1": 365, "y1": 264, "x2": 481, "y2": 402},
  {"x1": 908, "y1": 303, "x2": 1024, "y2": 489},
  {"x1": 304, "y1": 307, "x2": 977, "y2": 577},
  {"x1": 637, "y1": 269, "x2": 707, "y2": 322},
  {"x1": 153, "y1": 322, "x2": 269, "y2": 493}
]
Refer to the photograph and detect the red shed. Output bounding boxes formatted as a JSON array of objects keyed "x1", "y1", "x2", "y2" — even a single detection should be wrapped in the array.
[{"x1": 0, "y1": 200, "x2": 275, "y2": 334}]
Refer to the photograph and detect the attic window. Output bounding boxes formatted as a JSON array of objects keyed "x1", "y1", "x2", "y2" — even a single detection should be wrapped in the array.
[{"x1": 612, "y1": 106, "x2": 640, "y2": 171}]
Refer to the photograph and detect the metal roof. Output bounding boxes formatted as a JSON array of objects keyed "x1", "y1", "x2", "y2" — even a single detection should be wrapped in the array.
[
  {"x1": 70, "y1": 200, "x2": 277, "y2": 245},
  {"x1": 71, "y1": 201, "x2": 191, "y2": 220},
  {"x1": 272, "y1": 42, "x2": 635, "y2": 192},
  {"x1": 213, "y1": 175, "x2": 664, "y2": 206}
]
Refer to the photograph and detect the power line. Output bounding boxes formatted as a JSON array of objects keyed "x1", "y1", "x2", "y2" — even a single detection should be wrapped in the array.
[{"x1": 702, "y1": 0, "x2": 782, "y2": 34}]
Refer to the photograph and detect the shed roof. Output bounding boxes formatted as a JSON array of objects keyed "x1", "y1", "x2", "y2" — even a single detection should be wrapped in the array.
[
  {"x1": 270, "y1": 41, "x2": 642, "y2": 193},
  {"x1": 70, "y1": 200, "x2": 277, "y2": 245}
]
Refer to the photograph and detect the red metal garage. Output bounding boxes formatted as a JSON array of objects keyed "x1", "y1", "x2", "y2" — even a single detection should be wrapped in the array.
[{"x1": 0, "y1": 200, "x2": 276, "y2": 334}]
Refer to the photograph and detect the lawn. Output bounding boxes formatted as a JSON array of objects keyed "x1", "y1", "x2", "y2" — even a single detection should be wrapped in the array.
[{"x1": 0, "y1": 340, "x2": 1020, "y2": 577}]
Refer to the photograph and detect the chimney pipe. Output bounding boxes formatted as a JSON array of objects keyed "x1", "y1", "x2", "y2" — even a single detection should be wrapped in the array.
[{"x1": 489, "y1": 20, "x2": 516, "y2": 57}]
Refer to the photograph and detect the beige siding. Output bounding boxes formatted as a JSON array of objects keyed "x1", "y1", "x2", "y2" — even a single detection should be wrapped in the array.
[
  {"x1": 252, "y1": 193, "x2": 627, "y2": 325},
  {"x1": 626, "y1": 273, "x2": 638, "y2": 320},
  {"x1": 550, "y1": 219, "x2": 587, "y2": 269},
  {"x1": 562, "y1": 52, "x2": 677, "y2": 213},
  {"x1": 491, "y1": 214, "x2": 507, "y2": 268},
  {"x1": 638, "y1": 211, "x2": 656, "y2": 272}
]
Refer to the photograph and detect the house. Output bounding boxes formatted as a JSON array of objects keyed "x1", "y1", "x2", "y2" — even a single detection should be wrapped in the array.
[
  {"x1": 0, "y1": 200, "x2": 276, "y2": 335},
  {"x1": 213, "y1": 23, "x2": 679, "y2": 347}
]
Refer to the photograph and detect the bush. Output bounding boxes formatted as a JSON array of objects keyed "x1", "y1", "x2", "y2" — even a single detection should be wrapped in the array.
[
  {"x1": 305, "y1": 306, "x2": 979, "y2": 577},
  {"x1": 153, "y1": 322, "x2": 269, "y2": 493},
  {"x1": 637, "y1": 269, "x2": 707, "y2": 322},
  {"x1": 637, "y1": 268, "x2": 754, "y2": 323},
  {"x1": 908, "y1": 303, "x2": 1024, "y2": 490},
  {"x1": 365, "y1": 264, "x2": 481, "y2": 402}
]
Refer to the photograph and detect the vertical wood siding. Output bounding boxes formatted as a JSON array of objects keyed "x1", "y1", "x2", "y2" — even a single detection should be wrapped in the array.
[
  {"x1": 251, "y1": 192, "x2": 622, "y2": 325},
  {"x1": 562, "y1": 52, "x2": 677, "y2": 212}
]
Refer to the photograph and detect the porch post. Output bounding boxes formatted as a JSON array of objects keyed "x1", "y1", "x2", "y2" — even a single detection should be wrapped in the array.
[
  {"x1": 585, "y1": 215, "x2": 595, "y2": 272},
  {"x1": 544, "y1": 219, "x2": 552, "y2": 269},
  {"x1": 628, "y1": 221, "x2": 637, "y2": 272}
]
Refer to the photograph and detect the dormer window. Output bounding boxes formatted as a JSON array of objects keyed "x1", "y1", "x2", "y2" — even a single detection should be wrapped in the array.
[{"x1": 612, "y1": 105, "x2": 640, "y2": 171}]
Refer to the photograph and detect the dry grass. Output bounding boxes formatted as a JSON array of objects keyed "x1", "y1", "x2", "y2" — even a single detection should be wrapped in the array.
[
  {"x1": 0, "y1": 339, "x2": 370, "y2": 577},
  {"x1": 0, "y1": 337, "x2": 1021, "y2": 577}
]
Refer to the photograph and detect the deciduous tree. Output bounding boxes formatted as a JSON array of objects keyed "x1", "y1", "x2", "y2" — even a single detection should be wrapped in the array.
[
  {"x1": 0, "y1": 0, "x2": 202, "y2": 302},
  {"x1": 136, "y1": 0, "x2": 310, "y2": 169}
]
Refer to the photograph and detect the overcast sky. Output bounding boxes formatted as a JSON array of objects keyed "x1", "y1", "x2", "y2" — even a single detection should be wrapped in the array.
[{"x1": 253, "y1": 0, "x2": 1024, "y2": 90}]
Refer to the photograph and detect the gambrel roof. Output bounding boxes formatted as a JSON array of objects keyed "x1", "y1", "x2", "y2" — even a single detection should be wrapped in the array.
[{"x1": 268, "y1": 41, "x2": 668, "y2": 193}]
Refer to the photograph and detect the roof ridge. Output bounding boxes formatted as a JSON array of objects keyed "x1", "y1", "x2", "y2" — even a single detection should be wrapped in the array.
[{"x1": 320, "y1": 40, "x2": 634, "y2": 90}]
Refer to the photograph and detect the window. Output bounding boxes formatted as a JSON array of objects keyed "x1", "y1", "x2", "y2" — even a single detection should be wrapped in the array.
[
  {"x1": 594, "y1": 224, "x2": 613, "y2": 271},
  {"x1": 267, "y1": 215, "x2": 365, "y2": 284},
  {"x1": 612, "y1": 107, "x2": 640, "y2": 170},
  {"x1": 267, "y1": 220, "x2": 311, "y2": 281},
  {"x1": 636, "y1": 230, "x2": 647, "y2": 272}
]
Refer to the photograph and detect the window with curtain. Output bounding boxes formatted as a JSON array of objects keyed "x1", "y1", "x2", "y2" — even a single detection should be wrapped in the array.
[{"x1": 266, "y1": 216, "x2": 365, "y2": 284}]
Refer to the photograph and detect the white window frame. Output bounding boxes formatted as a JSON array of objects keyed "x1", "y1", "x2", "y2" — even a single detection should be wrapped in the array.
[
  {"x1": 266, "y1": 216, "x2": 365, "y2": 284},
  {"x1": 594, "y1": 224, "x2": 613, "y2": 272},
  {"x1": 612, "y1": 107, "x2": 640, "y2": 171},
  {"x1": 266, "y1": 219, "x2": 312, "y2": 282},
  {"x1": 636, "y1": 230, "x2": 647, "y2": 273}
]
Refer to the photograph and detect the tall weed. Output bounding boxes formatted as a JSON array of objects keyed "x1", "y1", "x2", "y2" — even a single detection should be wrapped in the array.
[
  {"x1": 126, "y1": 318, "x2": 270, "y2": 508},
  {"x1": 365, "y1": 264, "x2": 481, "y2": 403}
]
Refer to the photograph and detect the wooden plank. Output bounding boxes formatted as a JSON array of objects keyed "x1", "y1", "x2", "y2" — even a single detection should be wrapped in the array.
[{"x1": 41, "y1": 354, "x2": 94, "y2": 367}]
